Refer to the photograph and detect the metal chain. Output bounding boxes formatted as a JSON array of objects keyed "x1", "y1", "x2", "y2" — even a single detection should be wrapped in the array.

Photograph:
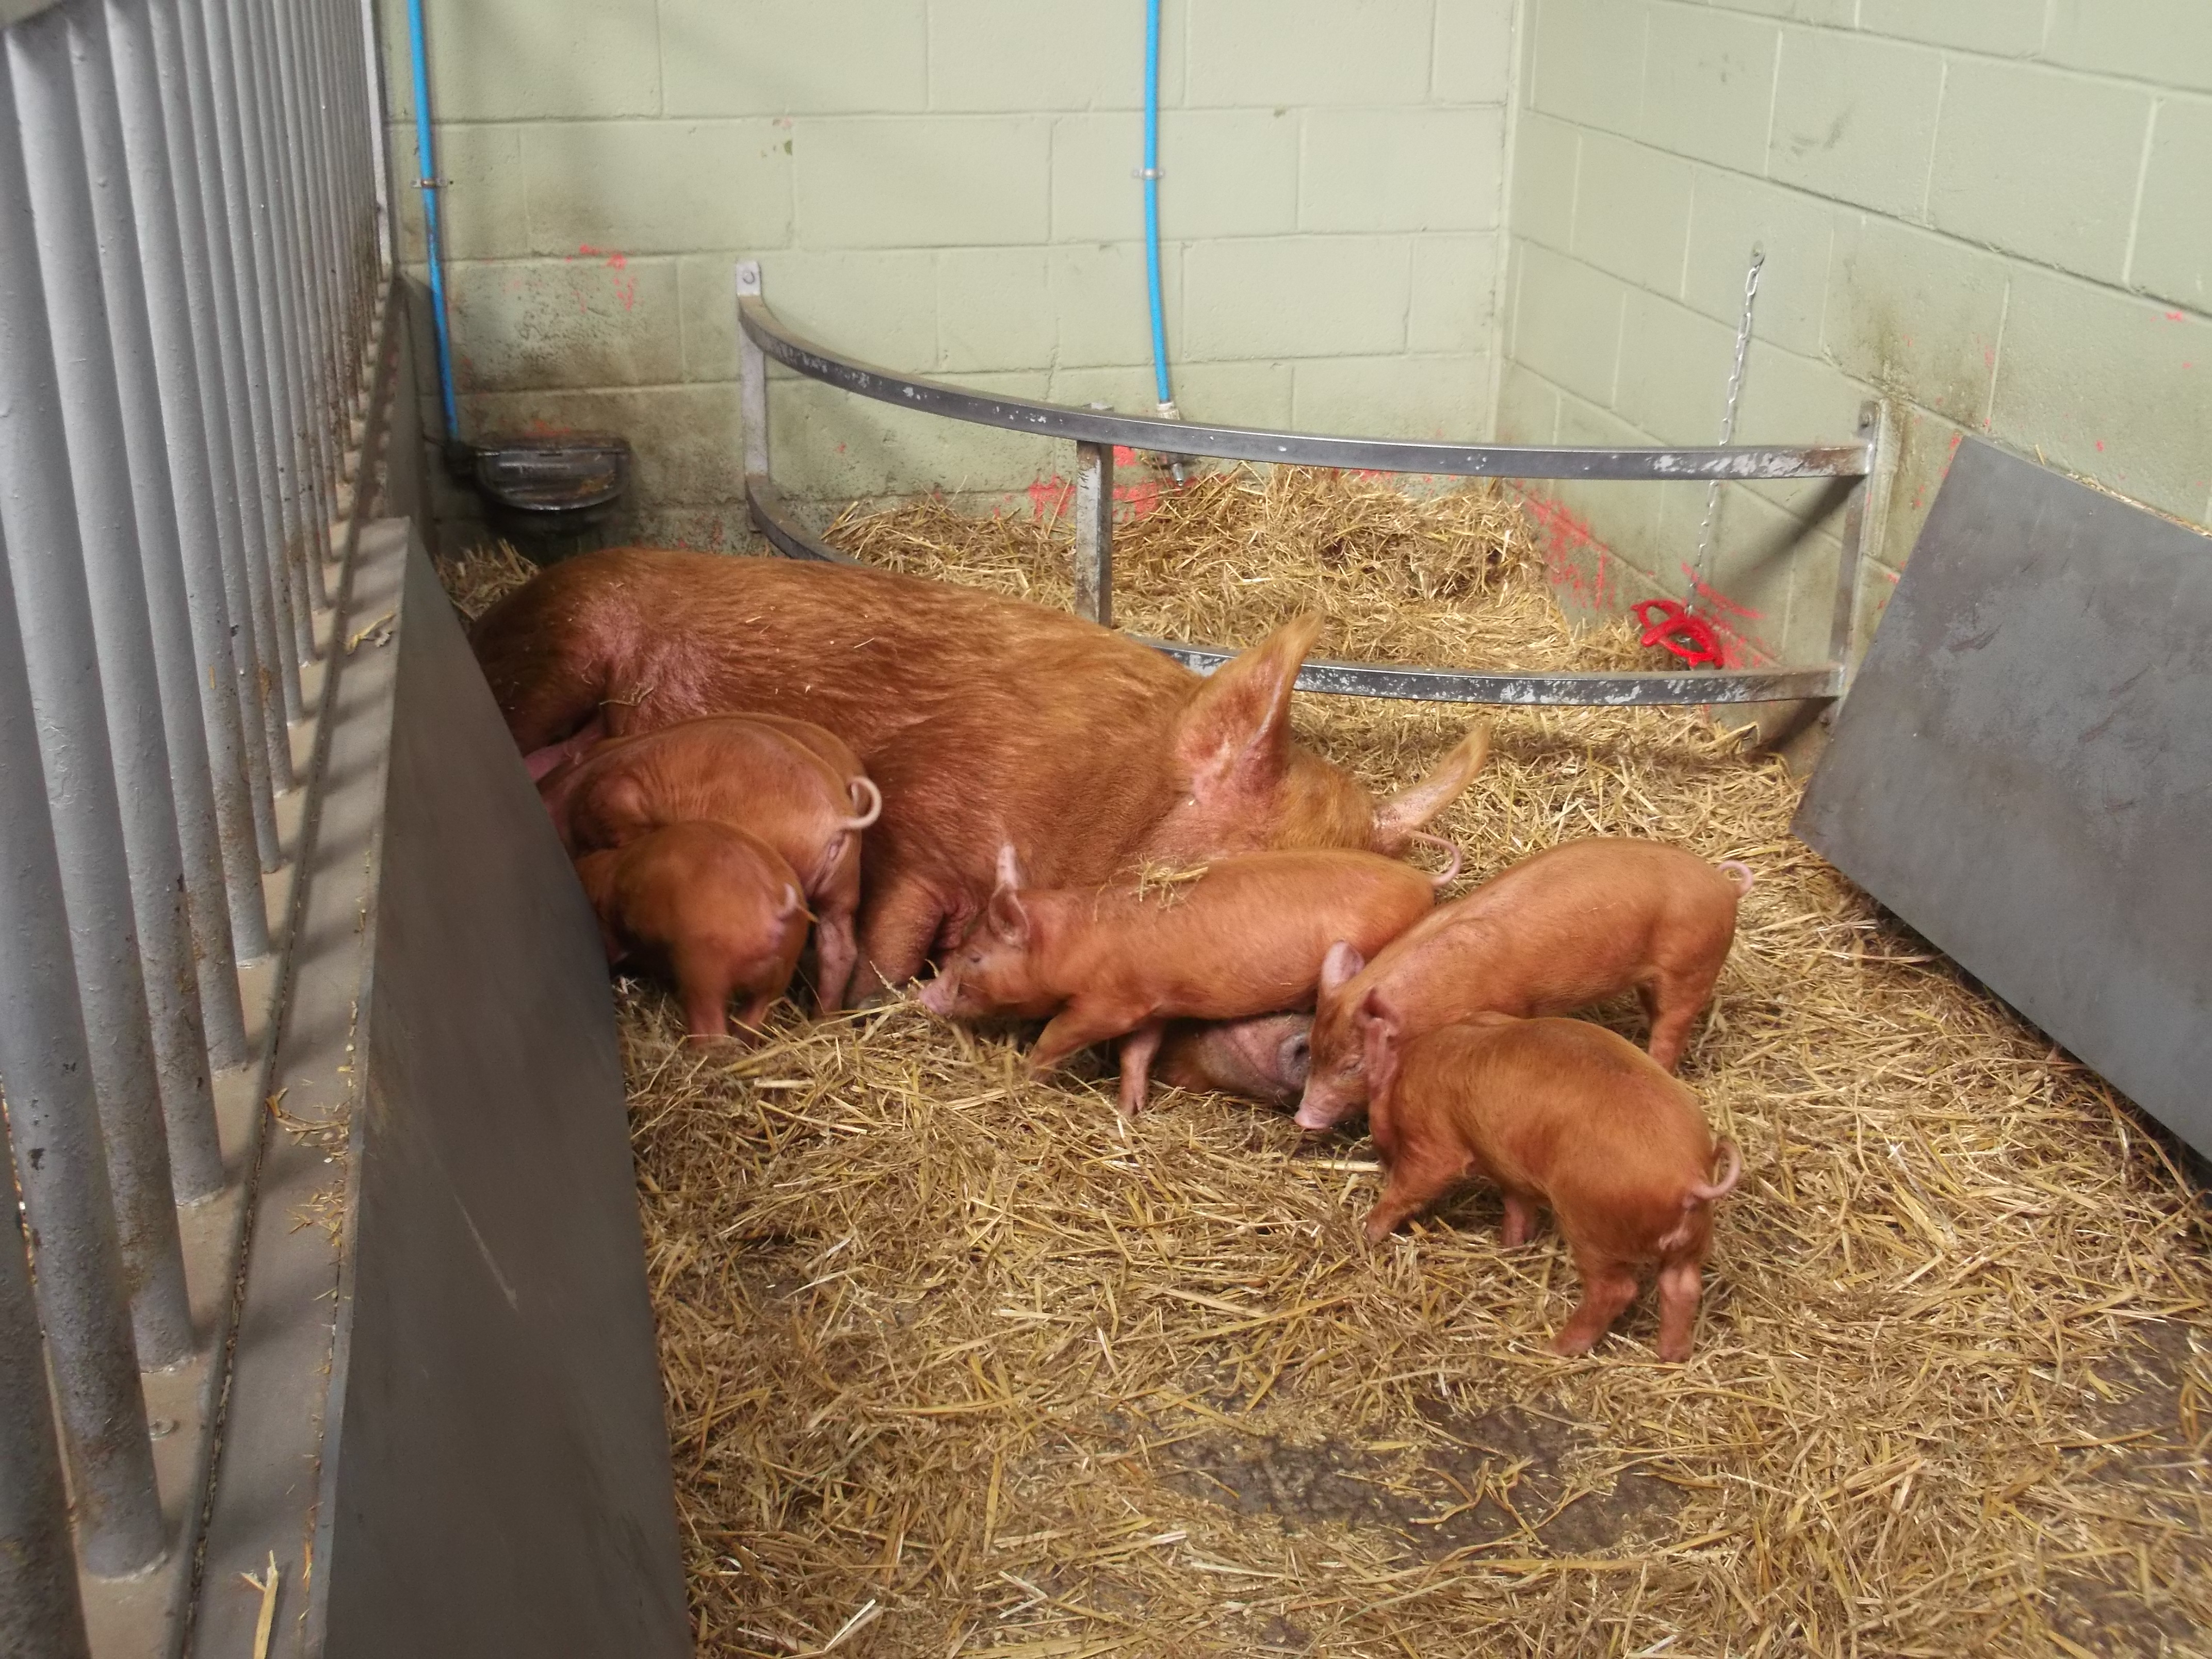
[{"x1": 1693, "y1": 245, "x2": 1765, "y2": 587}]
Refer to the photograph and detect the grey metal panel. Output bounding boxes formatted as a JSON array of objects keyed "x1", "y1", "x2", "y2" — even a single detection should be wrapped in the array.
[
  {"x1": 314, "y1": 534, "x2": 688, "y2": 1658},
  {"x1": 741, "y1": 296, "x2": 1872, "y2": 481},
  {"x1": 747, "y1": 475, "x2": 1843, "y2": 707},
  {"x1": 1795, "y1": 438, "x2": 2212, "y2": 1156}
]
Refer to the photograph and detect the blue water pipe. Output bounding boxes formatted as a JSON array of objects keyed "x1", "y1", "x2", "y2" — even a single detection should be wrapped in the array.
[
  {"x1": 1142, "y1": 0, "x2": 1176, "y2": 420},
  {"x1": 406, "y1": 0, "x2": 460, "y2": 450}
]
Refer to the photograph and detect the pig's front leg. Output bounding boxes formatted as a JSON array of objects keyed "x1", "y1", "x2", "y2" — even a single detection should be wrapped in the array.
[
  {"x1": 851, "y1": 872, "x2": 951, "y2": 1001},
  {"x1": 1116, "y1": 1021, "x2": 1167, "y2": 1116},
  {"x1": 1363, "y1": 1134, "x2": 1475, "y2": 1244},
  {"x1": 1029, "y1": 1001, "x2": 1140, "y2": 1082}
]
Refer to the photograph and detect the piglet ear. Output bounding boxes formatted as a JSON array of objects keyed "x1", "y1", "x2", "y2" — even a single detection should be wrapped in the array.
[
  {"x1": 1357, "y1": 993, "x2": 1401, "y2": 1096},
  {"x1": 1170, "y1": 612, "x2": 1323, "y2": 807},
  {"x1": 1320, "y1": 940, "x2": 1366, "y2": 998},
  {"x1": 986, "y1": 844, "x2": 1030, "y2": 944},
  {"x1": 1371, "y1": 724, "x2": 1489, "y2": 851}
]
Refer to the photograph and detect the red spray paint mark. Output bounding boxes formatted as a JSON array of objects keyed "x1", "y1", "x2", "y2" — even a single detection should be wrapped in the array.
[
  {"x1": 2167, "y1": 311, "x2": 2186, "y2": 321},
  {"x1": 1027, "y1": 476, "x2": 1074, "y2": 521},
  {"x1": 2095, "y1": 440, "x2": 2106, "y2": 452},
  {"x1": 1516, "y1": 493, "x2": 1615, "y2": 612},
  {"x1": 567, "y1": 242, "x2": 637, "y2": 310},
  {"x1": 1678, "y1": 562, "x2": 1766, "y2": 623}
]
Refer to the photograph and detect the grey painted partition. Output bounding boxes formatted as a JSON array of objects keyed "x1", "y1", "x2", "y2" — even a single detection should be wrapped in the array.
[
  {"x1": 1796, "y1": 440, "x2": 2212, "y2": 1159},
  {"x1": 314, "y1": 529, "x2": 687, "y2": 1655}
]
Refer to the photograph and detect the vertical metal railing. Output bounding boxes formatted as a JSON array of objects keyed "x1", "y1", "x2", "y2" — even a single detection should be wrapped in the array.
[{"x1": 0, "y1": 0, "x2": 387, "y2": 1646}]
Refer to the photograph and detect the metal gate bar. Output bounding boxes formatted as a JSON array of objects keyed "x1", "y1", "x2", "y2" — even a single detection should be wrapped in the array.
[
  {"x1": 0, "y1": 0, "x2": 392, "y2": 1648},
  {"x1": 735, "y1": 259, "x2": 1882, "y2": 706}
]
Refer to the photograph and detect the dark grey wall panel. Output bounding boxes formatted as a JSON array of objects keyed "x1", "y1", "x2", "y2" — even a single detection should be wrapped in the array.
[
  {"x1": 317, "y1": 536, "x2": 687, "y2": 1657},
  {"x1": 1796, "y1": 439, "x2": 2212, "y2": 1155}
]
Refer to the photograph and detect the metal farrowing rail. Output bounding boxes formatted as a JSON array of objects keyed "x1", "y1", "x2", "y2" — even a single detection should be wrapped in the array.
[
  {"x1": 733, "y1": 259, "x2": 1880, "y2": 708},
  {"x1": 0, "y1": 0, "x2": 389, "y2": 1651}
]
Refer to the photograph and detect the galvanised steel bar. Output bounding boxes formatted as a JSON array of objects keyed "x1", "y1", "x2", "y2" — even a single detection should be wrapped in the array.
[
  {"x1": 0, "y1": 1093, "x2": 92, "y2": 1659},
  {"x1": 3, "y1": 11, "x2": 198, "y2": 1368},
  {"x1": 280, "y1": 0, "x2": 345, "y2": 557},
  {"x1": 349, "y1": 0, "x2": 385, "y2": 341},
  {"x1": 263, "y1": 0, "x2": 337, "y2": 612},
  {"x1": 1829, "y1": 401, "x2": 1880, "y2": 686},
  {"x1": 158, "y1": 0, "x2": 287, "y2": 870},
  {"x1": 746, "y1": 477, "x2": 1844, "y2": 707},
  {"x1": 0, "y1": 511, "x2": 164, "y2": 1584},
  {"x1": 253, "y1": 0, "x2": 332, "y2": 635},
  {"x1": 48, "y1": 0, "x2": 237, "y2": 1176},
  {"x1": 739, "y1": 295, "x2": 1875, "y2": 483},
  {"x1": 1072, "y1": 441, "x2": 1112, "y2": 628},
  {"x1": 113, "y1": 0, "x2": 270, "y2": 969},
  {"x1": 187, "y1": 0, "x2": 306, "y2": 752},
  {"x1": 224, "y1": 0, "x2": 316, "y2": 673}
]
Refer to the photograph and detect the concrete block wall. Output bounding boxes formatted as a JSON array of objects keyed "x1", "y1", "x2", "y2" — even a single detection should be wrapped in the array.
[
  {"x1": 1497, "y1": 0, "x2": 2212, "y2": 668},
  {"x1": 383, "y1": 0, "x2": 1517, "y2": 547}
]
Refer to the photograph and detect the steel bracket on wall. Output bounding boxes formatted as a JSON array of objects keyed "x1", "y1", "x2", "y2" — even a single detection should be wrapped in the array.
[{"x1": 734, "y1": 259, "x2": 1887, "y2": 707}]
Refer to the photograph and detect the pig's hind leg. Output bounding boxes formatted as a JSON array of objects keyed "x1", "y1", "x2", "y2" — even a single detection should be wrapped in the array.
[
  {"x1": 812, "y1": 904, "x2": 860, "y2": 1014},
  {"x1": 1654, "y1": 1258, "x2": 1705, "y2": 1362},
  {"x1": 1116, "y1": 1021, "x2": 1166, "y2": 1116},
  {"x1": 1641, "y1": 963, "x2": 1721, "y2": 1072},
  {"x1": 1551, "y1": 1243, "x2": 1641, "y2": 1356}
]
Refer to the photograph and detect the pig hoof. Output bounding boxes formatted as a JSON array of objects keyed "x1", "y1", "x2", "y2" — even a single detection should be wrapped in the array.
[{"x1": 1547, "y1": 1332, "x2": 1599, "y2": 1358}]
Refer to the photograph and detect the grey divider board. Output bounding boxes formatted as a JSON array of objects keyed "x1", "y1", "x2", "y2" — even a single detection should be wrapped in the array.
[
  {"x1": 316, "y1": 533, "x2": 687, "y2": 1657},
  {"x1": 1795, "y1": 439, "x2": 2212, "y2": 1157}
]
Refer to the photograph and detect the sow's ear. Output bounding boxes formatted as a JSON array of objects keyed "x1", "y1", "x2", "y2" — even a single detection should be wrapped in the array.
[
  {"x1": 1171, "y1": 613, "x2": 1324, "y2": 806},
  {"x1": 1371, "y1": 724, "x2": 1490, "y2": 852}
]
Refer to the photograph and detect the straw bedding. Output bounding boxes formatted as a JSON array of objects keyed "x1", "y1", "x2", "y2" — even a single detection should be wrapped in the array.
[{"x1": 443, "y1": 468, "x2": 2211, "y2": 1658}]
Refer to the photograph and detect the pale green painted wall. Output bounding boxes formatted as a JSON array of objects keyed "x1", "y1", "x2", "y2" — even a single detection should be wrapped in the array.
[
  {"x1": 383, "y1": 0, "x2": 1518, "y2": 546},
  {"x1": 1497, "y1": 0, "x2": 2212, "y2": 668}
]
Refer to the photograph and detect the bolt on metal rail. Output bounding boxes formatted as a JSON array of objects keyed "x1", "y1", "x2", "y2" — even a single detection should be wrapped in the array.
[
  {"x1": 0, "y1": 0, "x2": 389, "y2": 1650},
  {"x1": 734, "y1": 258, "x2": 1886, "y2": 707}
]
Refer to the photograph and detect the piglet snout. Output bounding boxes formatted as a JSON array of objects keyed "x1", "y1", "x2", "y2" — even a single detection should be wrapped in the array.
[{"x1": 916, "y1": 972, "x2": 958, "y2": 1016}]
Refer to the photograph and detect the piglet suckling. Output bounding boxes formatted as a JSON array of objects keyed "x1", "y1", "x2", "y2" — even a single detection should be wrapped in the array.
[
  {"x1": 574, "y1": 822, "x2": 811, "y2": 1044},
  {"x1": 1152, "y1": 1014, "x2": 1313, "y2": 1108},
  {"x1": 1360, "y1": 1005, "x2": 1741, "y2": 1361},
  {"x1": 542, "y1": 713, "x2": 881, "y2": 1012},
  {"x1": 1298, "y1": 838, "x2": 1753, "y2": 1131},
  {"x1": 919, "y1": 843, "x2": 1451, "y2": 1115}
]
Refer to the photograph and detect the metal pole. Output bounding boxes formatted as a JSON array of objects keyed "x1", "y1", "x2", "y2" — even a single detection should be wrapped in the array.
[
  {"x1": 0, "y1": 429, "x2": 165, "y2": 1596},
  {"x1": 281, "y1": 0, "x2": 345, "y2": 567},
  {"x1": 1829, "y1": 400, "x2": 1881, "y2": 692},
  {"x1": 157, "y1": 0, "x2": 287, "y2": 872},
  {"x1": 1072, "y1": 441, "x2": 1114, "y2": 628},
  {"x1": 224, "y1": 0, "x2": 316, "y2": 674},
  {"x1": 184, "y1": 0, "x2": 304, "y2": 766},
  {"x1": 738, "y1": 260, "x2": 768, "y2": 481},
  {"x1": 261, "y1": 0, "x2": 336, "y2": 616},
  {"x1": 352, "y1": 0, "x2": 388, "y2": 344},
  {"x1": 64, "y1": 0, "x2": 252, "y2": 1113},
  {"x1": 111, "y1": 0, "x2": 271, "y2": 970},
  {"x1": 0, "y1": 1094, "x2": 93, "y2": 1657},
  {"x1": 3, "y1": 12, "x2": 198, "y2": 1369},
  {"x1": 296, "y1": 0, "x2": 348, "y2": 460}
]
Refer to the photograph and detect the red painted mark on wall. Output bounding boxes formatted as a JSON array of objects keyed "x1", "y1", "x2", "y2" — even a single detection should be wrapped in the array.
[
  {"x1": 1516, "y1": 492, "x2": 1615, "y2": 613},
  {"x1": 2167, "y1": 311, "x2": 2186, "y2": 321},
  {"x1": 570, "y1": 242, "x2": 638, "y2": 311},
  {"x1": 1024, "y1": 458, "x2": 1170, "y2": 525}
]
